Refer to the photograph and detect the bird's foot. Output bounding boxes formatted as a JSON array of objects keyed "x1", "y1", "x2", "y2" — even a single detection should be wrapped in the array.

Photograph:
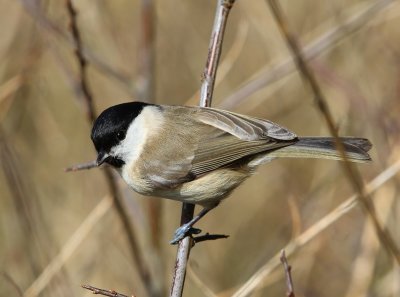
[{"x1": 170, "y1": 224, "x2": 202, "y2": 244}]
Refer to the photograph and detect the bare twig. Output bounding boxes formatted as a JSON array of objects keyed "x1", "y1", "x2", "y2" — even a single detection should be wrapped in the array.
[
  {"x1": 1, "y1": 133, "x2": 66, "y2": 296},
  {"x1": 103, "y1": 167, "x2": 153, "y2": 293},
  {"x1": 267, "y1": 0, "x2": 400, "y2": 264},
  {"x1": 82, "y1": 284, "x2": 134, "y2": 297},
  {"x1": 199, "y1": 0, "x2": 236, "y2": 107},
  {"x1": 64, "y1": 1, "x2": 152, "y2": 295},
  {"x1": 170, "y1": 1, "x2": 236, "y2": 297},
  {"x1": 193, "y1": 233, "x2": 229, "y2": 243},
  {"x1": 344, "y1": 185, "x2": 396, "y2": 297},
  {"x1": 185, "y1": 20, "x2": 249, "y2": 106},
  {"x1": 18, "y1": 0, "x2": 134, "y2": 93},
  {"x1": 170, "y1": 230, "x2": 192, "y2": 297},
  {"x1": 232, "y1": 158, "x2": 400, "y2": 297},
  {"x1": 280, "y1": 250, "x2": 295, "y2": 297},
  {"x1": 64, "y1": 160, "x2": 97, "y2": 172},
  {"x1": 0, "y1": 75, "x2": 24, "y2": 122},
  {"x1": 23, "y1": 197, "x2": 112, "y2": 297},
  {"x1": 65, "y1": 0, "x2": 96, "y2": 121},
  {"x1": 187, "y1": 264, "x2": 218, "y2": 297}
]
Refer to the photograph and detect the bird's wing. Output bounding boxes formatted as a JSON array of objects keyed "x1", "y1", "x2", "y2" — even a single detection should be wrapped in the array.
[
  {"x1": 142, "y1": 106, "x2": 297, "y2": 188},
  {"x1": 196, "y1": 107, "x2": 297, "y2": 141},
  {"x1": 191, "y1": 108, "x2": 297, "y2": 175}
]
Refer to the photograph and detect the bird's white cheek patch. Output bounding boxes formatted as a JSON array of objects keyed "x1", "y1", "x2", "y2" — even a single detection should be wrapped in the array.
[{"x1": 115, "y1": 106, "x2": 164, "y2": 165}]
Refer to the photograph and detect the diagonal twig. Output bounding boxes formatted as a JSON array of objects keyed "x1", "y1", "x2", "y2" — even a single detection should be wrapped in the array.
[
  {"x1": 232, "y1": 158, "x2": 400, "y2": 297},
  {"x1": 343, "y1": 182, "x2": 396, "y2": 297},
  {"x1": 18, "y1": 0, "x2": 134, "y2": 93},
  {"x1": 65, "y1": 0, "x2": 96, "y2": 121},
  {"x1": 82, "y1": 284, "x2": 134, "y2": 297},
  {"x1": 267, "y1": 0, "x2": 400, "y2": 265},
  {"x1": 220, "y1": 0, "x2": 395, "y2": 110},
  {"x1": 24, "y1": 196, "x2": 112, "y2": 297}
]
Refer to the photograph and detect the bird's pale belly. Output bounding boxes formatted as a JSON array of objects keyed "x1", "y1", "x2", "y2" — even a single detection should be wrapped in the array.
[{"x1": 122, "y1": 167, "x2": 250, "y2": 208}]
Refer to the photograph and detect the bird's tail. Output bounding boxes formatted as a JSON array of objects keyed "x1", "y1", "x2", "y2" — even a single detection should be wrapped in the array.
[{"x1": 267, "y1": 137, "x2": 372, "y2": 163}]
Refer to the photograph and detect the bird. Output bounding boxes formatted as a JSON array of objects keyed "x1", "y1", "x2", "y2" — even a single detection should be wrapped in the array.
[{"x1": 91, "y1": 101, "x2": 372, "y2": 244}]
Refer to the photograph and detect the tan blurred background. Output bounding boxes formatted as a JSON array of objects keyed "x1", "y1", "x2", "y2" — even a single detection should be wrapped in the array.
[{"x1": 1, "y1": 0, "x2": 400, "y2": 297}]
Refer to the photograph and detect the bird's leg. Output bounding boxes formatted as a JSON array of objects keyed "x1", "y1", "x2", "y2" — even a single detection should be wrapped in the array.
[{"x1": 170, "y1": 204, "x2": 218, "y2": 244}]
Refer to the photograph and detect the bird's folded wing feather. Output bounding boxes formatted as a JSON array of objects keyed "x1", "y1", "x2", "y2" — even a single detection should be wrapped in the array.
[
  {"x1": 191, "y1": 108, "x2": 297, "y2": 175},
  {"x1": 144, "y1": 107, "x2": 297, "y2": 188},
  {"x1": 196, "y1": 107, "x2": 297, "y2": 141}
]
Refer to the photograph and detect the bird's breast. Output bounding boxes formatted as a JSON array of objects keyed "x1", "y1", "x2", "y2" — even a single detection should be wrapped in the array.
[{"x1": 121, "y1": 165, "x2": 250, "y2": 207}]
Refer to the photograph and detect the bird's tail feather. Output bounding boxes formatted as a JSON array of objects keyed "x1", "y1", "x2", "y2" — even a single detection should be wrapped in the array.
[{"x1": 267, "y1": 137, "x2": 372, "y2": 163}]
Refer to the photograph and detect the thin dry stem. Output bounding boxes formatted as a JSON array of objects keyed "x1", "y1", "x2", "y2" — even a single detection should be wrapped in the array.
[
  {"x1": 280, "y1": 250, "x2": 295, "y2": 297},
  {"x1": 1, "y1": 132, "x2": 69, "y2": 295},
  {"x1": 267, "y1": 0, "x2": 400, "y2": 264},
  {"x1": 64, "y1": 1, "x2": 152, "y2": 294},
  {"x1": 82, "y1": 284, "x2": 134, "y2": 297},
  {"x1": 18, "y1": 0, "x2": 133, "y2": 92},
  {"x1": 0, "y1": 75, "x2": 24, "y2": 122},
  {"x1": 24, "y1": 196, "x2": 113, "y2": 297},
  {"x1": 221, "y1": 0, "x2": 395, "y2": 110},
  {"x1": 170, "y1": 1, "x2": 236, "y2": 297},
  {"x1": 199, "y1": 0, "x2": 236, "y2": 107},
  {"x1": 187, "y1": 264, "x2": 217, "y2": 297},
  {"x1": 0, "y1": 75, "x2": 23, "y2": 104},
  {"x1": 64, "y1": 160, "x2": 97, "y2": 172},
  {"x1": 344, "y1": 185, "x2": 396, "y2": 297},
  {"x1": 103, "y1": 167, "x2": 153, "y2": 293},
  {"x1": 65, "y1": 0, "x2": 96, "y2": 121},
  {"x1": 232, "y1": 158, "x2": 400, "y2": 297},
  {"x1": 185, "y1": 21, "x2": 249, "y2": 106}
]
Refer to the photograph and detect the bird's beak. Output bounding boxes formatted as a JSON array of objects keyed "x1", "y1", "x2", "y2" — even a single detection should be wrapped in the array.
[{"x1": 96, "y1": 151, "x2": 109, "y2": 166}]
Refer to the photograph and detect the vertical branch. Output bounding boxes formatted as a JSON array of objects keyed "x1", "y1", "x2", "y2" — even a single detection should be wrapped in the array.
[
  {"x1": 170, "y1": 203, "x2": 196, "y2": 297},
  {"x1": 200, "y1": 0, "x2": 236, "y2": 106},
  {"x1": 64, "y1": 0, "x2": 153, "y2": 295},
  {"x1": 170, "y1": 1, "x2": 236, "y2": 297},
  {"x1": 267, "y1": 0, "x2": 400, "y2": 264}
]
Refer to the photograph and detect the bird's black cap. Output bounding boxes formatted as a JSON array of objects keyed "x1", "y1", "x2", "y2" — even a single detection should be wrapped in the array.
[{"x1": 91, "y1": 102, "x2": 154, "y2": 167}]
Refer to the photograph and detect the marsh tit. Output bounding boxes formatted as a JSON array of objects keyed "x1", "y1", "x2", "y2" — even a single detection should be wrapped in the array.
[{"x1": 91, "y1": 102, "x2": 372, "y2": 244}]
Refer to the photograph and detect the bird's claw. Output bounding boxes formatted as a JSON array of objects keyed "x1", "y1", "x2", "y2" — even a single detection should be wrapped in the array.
[{"x1": 170, "y1": 224, "x2": 201, "y2": 244}]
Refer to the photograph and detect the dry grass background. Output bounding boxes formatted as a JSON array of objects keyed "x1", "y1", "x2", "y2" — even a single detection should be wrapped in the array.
[{"x1": 1, "y1": 0, "x2": 400, "y2": 296}]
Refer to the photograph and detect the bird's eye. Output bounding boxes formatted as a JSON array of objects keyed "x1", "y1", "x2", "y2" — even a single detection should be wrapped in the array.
[{"x1": 116, "y1": 130, "x2": 126, "y2": 141}]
